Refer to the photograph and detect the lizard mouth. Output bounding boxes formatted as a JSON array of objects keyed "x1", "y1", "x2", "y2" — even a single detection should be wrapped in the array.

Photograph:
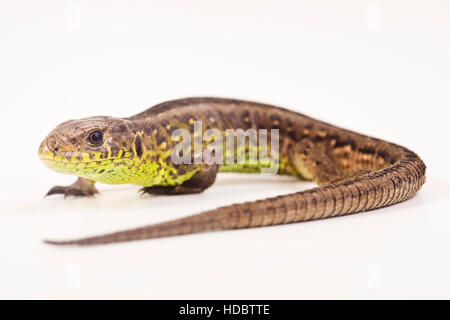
[
  {"x1": 39, "y1": 147, "x2": 136, "y2": 182},
  {"x1": 38, "y1": 141, "x2": 132, "y2": 166}
]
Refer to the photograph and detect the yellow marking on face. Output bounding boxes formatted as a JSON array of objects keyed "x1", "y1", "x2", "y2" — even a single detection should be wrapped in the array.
[
  {"x1": 70, "y1": 153, "x2": 79, "y2": 162},
  {"x1": 189, "y1": 118, "x2": 195, "y2": 125},
  {"x1": 244, "y1": 117, "x2": 250, "y2": 122},
  {"x1": 160, "y1": 141, "x2": 167, "y2": 149},
  {"x1": 303, "y1": 129, "x2": 310, "y2": 135},
  {"x1": 81, "y1": 153, "x2": 91, "y2": 162},
  {"x1": 76, "y1": 163, "x2": 86, "y2": 169},
  {"x1": 42, "y1": 150, "x2": 54, "y2": 160},
  {"x1": 166, "y1": 124, "x2": 171, "y2": 130},
  {"x1": 209, "y1": 117, "x2": 215, "y2": 123},
  {"x1": 272, "y1": 120, "x2": 279, "y2": 125},
  {"x1": 86, "y1": 162, "x2": 98, "y2": 168},
  {"x1": 55, "y1": 161, "x2": 65, "y2": 168},
  {"x1": 117, "y1": 150, "x2": 123, "y2": 158},
  {"x1": 318, "y1": 130, "x2": 327, "y2": 137}
]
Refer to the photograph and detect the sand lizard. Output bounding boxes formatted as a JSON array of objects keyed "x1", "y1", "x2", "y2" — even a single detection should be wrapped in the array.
[{"x1": 39, "y1": 97, "x2": 426, "y2": 246}]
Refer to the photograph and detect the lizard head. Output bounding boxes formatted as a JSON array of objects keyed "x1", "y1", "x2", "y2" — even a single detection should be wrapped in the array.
[{"x1": 38, "y1": 116, "x2": 140, "y2": 184}]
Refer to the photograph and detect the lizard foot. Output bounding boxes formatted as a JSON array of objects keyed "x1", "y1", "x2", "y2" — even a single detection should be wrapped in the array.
[
  {"x1": 140, "y1": 163, "x2": 218, "y2": 196},
  {"x1": 45, "y1": 178, "x2": 98, "y2": 198}
]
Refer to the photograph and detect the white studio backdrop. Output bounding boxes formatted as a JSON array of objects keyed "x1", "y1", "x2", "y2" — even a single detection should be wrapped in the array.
[{"x1": 0, "y1": 0, "x2": 449, "y2": 299}]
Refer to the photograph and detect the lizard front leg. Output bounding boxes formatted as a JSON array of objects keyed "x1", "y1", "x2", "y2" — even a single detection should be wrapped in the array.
[
  {"x1": 140, "y1": 163, "x2": 219, "y2": 196},
  {"x1": 46, "y1": 177, "x2": 99, "y2": 198}
]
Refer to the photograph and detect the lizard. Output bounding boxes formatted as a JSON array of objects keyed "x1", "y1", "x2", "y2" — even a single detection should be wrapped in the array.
[{"x1": 38, "y1": 97, "x2": 426, "y2": 246}]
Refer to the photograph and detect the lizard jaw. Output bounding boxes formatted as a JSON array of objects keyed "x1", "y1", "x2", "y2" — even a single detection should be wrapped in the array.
[{"x1": 38, "y1": 139, "x2": 135, "y2": 184}]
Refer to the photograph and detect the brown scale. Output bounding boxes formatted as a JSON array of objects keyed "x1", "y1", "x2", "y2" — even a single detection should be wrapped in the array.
[{"x1": 42, "y1": 97, "x2": 426, "y2": 246}]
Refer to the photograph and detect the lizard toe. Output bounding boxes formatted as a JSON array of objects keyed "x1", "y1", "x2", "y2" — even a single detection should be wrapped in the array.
[
  {"x1": 45, "y1": 185, "x2": 98, "y2": 198},
  {"x1": 45, "y1": 186, "x2": 67, "y2": 197}
]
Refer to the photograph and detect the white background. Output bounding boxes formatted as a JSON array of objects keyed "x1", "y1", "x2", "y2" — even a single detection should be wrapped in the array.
[{"x1": 0, "y1": 0, "x2": 449, "y2": 299}]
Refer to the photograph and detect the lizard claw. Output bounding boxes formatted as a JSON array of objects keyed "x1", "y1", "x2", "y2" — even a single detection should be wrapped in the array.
[
  {"x1": 45, "y1": 178, "x2": 99, "y2": 198},
  {"x1": 45, "y1": 186, "x2": 98, "y2": 198}
]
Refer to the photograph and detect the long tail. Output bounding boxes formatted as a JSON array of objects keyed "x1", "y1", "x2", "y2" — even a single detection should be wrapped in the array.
[{"x1": 44, "y1": 145, "x2": 426, "y2": 246}]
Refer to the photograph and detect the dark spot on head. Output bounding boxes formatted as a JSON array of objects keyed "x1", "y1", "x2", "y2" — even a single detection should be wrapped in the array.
[
  {"x1": 315, "y1": 160, "x2": 322, "y2": 166},
  {"x1": 157, "y1": 135, "x2": 166, "y2": 145},
  {"x1": 160, "y1": 120, "x2": 169, "y2": 129},
  {"x1": 109, "y1": 149, "x2": 119, "y2": 158},
  {"x1": 98, "y1": 169, "x2": 105, "y2": 174},
  {"x1": 110, "y1": 124, "x2": 127, "y2": 133},
  {"x1": 69, "y1": 137, "x2": 77, "y2": 144},
  {"x1": 53, "y1": 146, "x2": 59, "y2": 153},
  {"x1": 144, "y1": 124, "x2": 156, "y2": 135},
  {"x1": 135, "y1": 135, "x2": 143, "y2": 158},
  {"x1": 180, "y1": 113, "x2": 193, "y2": 124}
]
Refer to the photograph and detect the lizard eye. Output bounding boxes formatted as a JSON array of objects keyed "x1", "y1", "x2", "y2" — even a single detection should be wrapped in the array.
[{"x1": 87, "y1": 130, "x2": 104, "y2": 146}]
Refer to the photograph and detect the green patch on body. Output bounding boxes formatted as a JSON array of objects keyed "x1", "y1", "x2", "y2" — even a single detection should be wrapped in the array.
[{"x1": 42, "y1": 149, "x2": 201, "y2": 187}]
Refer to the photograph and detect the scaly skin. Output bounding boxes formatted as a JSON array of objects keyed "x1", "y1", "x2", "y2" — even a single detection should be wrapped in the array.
[{"x1": 39, "y1": 97, "x2": 426, "y2": 246}]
